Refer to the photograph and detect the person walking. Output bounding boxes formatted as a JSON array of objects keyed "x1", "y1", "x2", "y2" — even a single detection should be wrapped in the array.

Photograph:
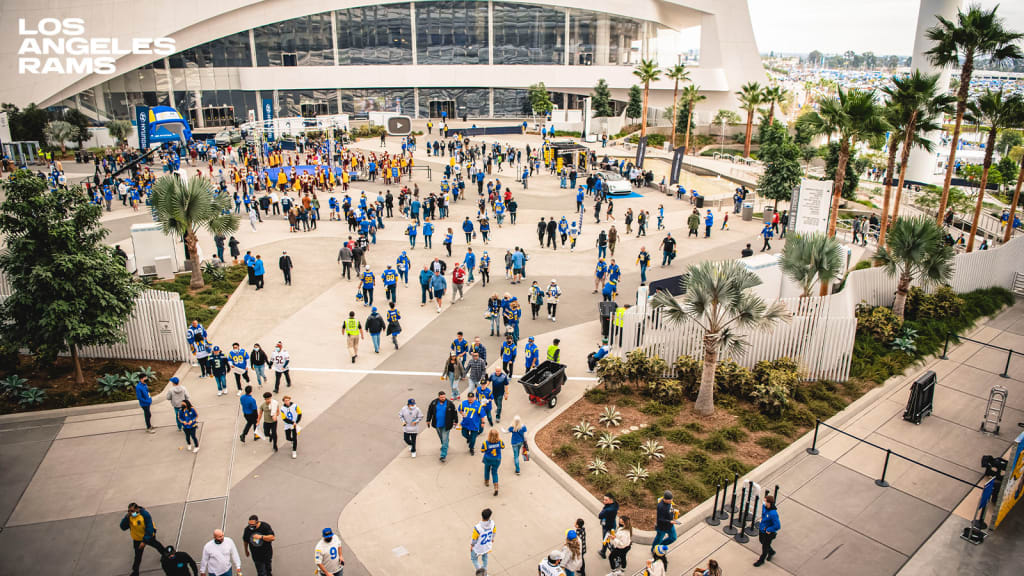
[
  {"x1": 165, "y1": 376, "x2": 189, "y2": 431},
  {"x1": 271, "y1": 342, "x2": 291, "y2": 393},
  {"x1": 315, "y1": 528, "x2": 345, "y2": 576},
  {"x1": 120, "y1": 503, "x2": 166, "y2": 576},
  {"x1": 386, "y1": 302, "x2": 402, "y2": 349},
  {"x1": 400, "y1": 398, "x2": 423, "y2": 458},
  {"x1": 460, "y1": 391, "x2": 483, "y2": 455},
  {"x1": 560, "y1": 531, "x2": 584, "y2": 576},
  {"x1": 360, "y1": 266, "x2": 375, "y2": 307},
  {"x1": 753, "y1": 493, "x2": 780, "y2": 567},
  {"x1": 480, "y1": 428, "x2": 505, "y2": 495},
  {"x1": 199, "y1": 529, "x2": 242, "y2": 576},
  {"x1": 209, "y1": 346, "x2": 230, "y2": 396},
  {"x1": 539, "y1": 551, "x2": 565, "y2": 576},
  {"x1": 499, "y1": 337, "x2": 516, "y2": 380},
  {"x1": 242, "y1": 515, "x2": 276, "y2": 576},
  {"x1": 342, "y1": 311, "x2": 365, "y2": 362},
  {"x1": 430, "y1": 270, "x2": 447, "y2": 313},
  {"x1": 178, "y1": 399, "x2": 200, "y2": 453},
  {"x1": 419, "y1": 265, "x2": 434, "y2": 306},
  {"x1": 337, "y1": 243, "x2": 353, "y2": 280},
  {"x1": 507, "y1": 415, "x2": 526, "y2": 475},
  {"x1": 687, "y1": 209, "x2": 700, "y2": 238},
  {"x1": 644, "y1": 546, "x2": 670, "y2": 576},
  {"x1": 427, "y1": 390, "x2": 458, "y2": 463},
  {"x1": 651, "y1": 492, "x2": 678, "y2": 550},
  {"x1": 470, "y1": 508, "x2": 496, "y2": 573},
  {"x1": 524, "y1": 336, "x2": 539, "y2": 373},
  {"x1": 636, "y1": 247, "x2": 650, "y2": 285},
  {"x1": 260, "y1": 392, "x2": 279, "y2": 452},
  {"x1": 239, "y1": 386, "x2": 260, "y2": 443},
  {"x1": 598, "y1": 493, "x2": 619, "y2": 559},
  {"x1": 760, "y1": 223, "x2": 773, "y2": 252},
  {"x1": 659, "y1": 234, "x2": 676, "y2": 267},
  {"x1": 547, "y1": 339, "x2": 561, "y2": 363},
  {"x1": 546, "y1": 280, "x2": 561, "y2": 322},
  {"x1": 135, "y1": 374, "x2": 156, "y2": 433},
  {"x1": 451, "y1": 263, "x2": 466, "y2": 302},
  {"x1": 382, "y1": 265, "x2": 398, "y2": 303},
  {"x1": 442, "y1": 353, "x2": 466, "y2": 399},
  {"x1": 365, "y1": 308, "x2": 385, "y2": 354},
  {"x1": 606, "y1": 516, "x2": 632, "y2": 574},
  {"x1": 161, "y1": 545, "x2": 199, "y2": 576},
  {"x1": 278, "y1": 251, "x2": 293, "y2": 286},
  {"x1": 280, "y1": 395, "x2": 302, "y2": 458},
  {"x1": 253, "y1": 255, "x2": 265, "y2": 290},
  {"x1": 466, "y1": 351, "x2": 488, "y2": 392},
  {"x1": 250, "y1": 343, "x2": 268, "y2": 388},
  {"x1": 229, "y1": 343, "x2": 251, "y2": 390}
]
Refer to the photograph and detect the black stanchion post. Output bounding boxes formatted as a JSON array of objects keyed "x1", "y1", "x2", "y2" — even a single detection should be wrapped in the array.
[
  {"x1": 706, "y1": 485, "x2": 721, "y2": 526},
  {"x1": 876, "y1": 449, "x2": 892, "y2": 487},
  {"x1": 717, "y1": 479, "x2": 729, "y2": 520},
  {"x1": 745, "y1": 495, "x2": 760, "y2": 537},
  {"x1": 940, "y1": 333, "x2": 950, "y2": 360},
  {"x1": 773, "y1": 485, "x2": 779, "y2": 504},
  {"x1": 726, "y1": 472, "x2": 739, "y2": 513},
  {"x1": 724, "y1": 486, "x2": 743, "y2": 536},
  {"x1": 806, "y1": 419, "x2": 821, "y2": 455},
  {"x1": 733, "y1": 486, "x2": 750, "y2": 543},
  {"x1": 1002, "y1": 349, "x2": 1012, "y2": 379}
]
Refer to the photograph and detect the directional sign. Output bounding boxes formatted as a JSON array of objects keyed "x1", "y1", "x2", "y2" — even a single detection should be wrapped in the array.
[{"x1": 387, "y1": 115, "x2": 412, "y2": 136}]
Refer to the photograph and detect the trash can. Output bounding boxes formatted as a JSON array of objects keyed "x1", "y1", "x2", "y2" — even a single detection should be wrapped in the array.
[
  {"x1": 741, "y1": 202, "x2": 754, "y2": 221},
  {"x1": 599, "y1": 301, "x2": 618, "y2": 338},
  {"x1": 695, "y1": 195, "x2": 704, "y2": 209},
  {"x1": 763, "y1": 205, "x2": 775, "y2": 225}
]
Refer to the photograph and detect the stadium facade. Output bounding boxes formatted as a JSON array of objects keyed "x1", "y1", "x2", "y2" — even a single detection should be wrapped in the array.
[{"x1": 0, "y1": 0, "x2": 765, "y2": 128}]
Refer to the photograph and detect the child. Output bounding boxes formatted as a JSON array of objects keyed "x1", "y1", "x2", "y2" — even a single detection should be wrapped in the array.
[
  {"x1": 574, "y1": 518, "x2": 587, "y2": 576},
  {"x1": 721, "y1": 211, "x2": 729, "y2": 231}
]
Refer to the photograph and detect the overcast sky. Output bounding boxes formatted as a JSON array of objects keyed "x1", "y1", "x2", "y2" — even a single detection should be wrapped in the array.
[{"x1": 747, "y1": 0, "x2": 1024, "y2": 55}]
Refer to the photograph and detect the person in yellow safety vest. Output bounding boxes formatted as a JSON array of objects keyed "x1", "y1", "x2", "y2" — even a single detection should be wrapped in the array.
[
  {"x1": 546, "y1": 338, "x2": 561, "y2": 364},
  {"x1": 343, "y1": 311, "x2": 364, "y2": 363},
  {"x1": 613, "y1": 304, "x2": 630, "y2": 347}
]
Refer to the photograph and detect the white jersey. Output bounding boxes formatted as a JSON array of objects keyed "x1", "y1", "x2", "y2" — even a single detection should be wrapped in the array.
[
  {"x1": 471, "y1": 520, "x2": 495, "y2": 555},
  {"x1": 271, "y1": 349, "x2": 290, "y2": 372},
  {"x1": 280, "y1": 403, "x2": 301, "y2": 431},
  {"x1": 538, "y1": 560, "x2": 565, "y2": 576},
  {"x1": 314, "y1": 538, "x2": 344, "y2": 574}
]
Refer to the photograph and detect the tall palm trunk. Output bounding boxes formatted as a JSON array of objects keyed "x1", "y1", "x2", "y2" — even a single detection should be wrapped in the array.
[
  {"x1": 966, "y1": 127, "x2": 998, "y2": 252},
  {"x1": 937, "y1": 57, "x2": 974, "y2": 225},
  {"x1": 185, "y1": 230, "x2": 205, "y2": 289},
  {"x1": 1004, "y1": 157, "x2": 1024, "y2": 244},
  {"x1": 670, "y1": 80, "x2": 680, "y2": 148},
  {"x1": 893, "y1": 273, "x2": 912, "y2": 320},
  {"x1": 695, "y1": 334, "x2": 719, "y2": 416},
  {"x1": 878, "y1": 135, "x2": 900, "y2": 248},
  {"x1": 640, "y1": 83, "x2": 650, "y2": 138},
  {"x1": 684, "y1": 105, "x2": 693, "y2": 156},
  {"x1": 827, "y1": 139, "x2": 851, "y2": 237},
  {"x1": 768, "y1": 102, "x2": 776, "y2": 125},
  {"x1": 742, "y1": 110, "x2": 753, "y2": 158},
  {"x1": 891, "y1": 112, "x2": 919, "y2": 224},
  {"x1": 70, "y1": 345, "x2": 84, "y2": 385}
]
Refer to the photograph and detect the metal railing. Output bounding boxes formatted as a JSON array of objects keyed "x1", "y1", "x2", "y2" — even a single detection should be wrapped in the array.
[
  {"x1": 940, "y1": 333, "x2": 1024, "y2": 379},
  {"x1": 806, "y1": 419, "x2": 980, "y2": 489}
]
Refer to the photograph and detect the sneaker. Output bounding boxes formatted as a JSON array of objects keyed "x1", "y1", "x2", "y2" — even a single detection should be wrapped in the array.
[
  {"x1": 193, "y1": 446, "x2": 199, "y2": 453},
  {"x1": 411, "y1": 451, "x2": 417, "y2": 458},
  {"x1": 254, "y1": 434, "x2": 260, "y2": 440},
  {"x1": 146, "y1": 428, "x2": 156, "y2": 434},
  {"x1": 236, "y1": 390, "x2": 242, "y2": 396},
  {"x1": 217, "y1": 391, "x2": 223, "y2": 396},
  {"x1": 291, "y1": 451, "x2": 297, "y2": 459},
  {"x1": 239, "y1": 434, "x2": 245, "y2": 443},
  {"x1": 441, "y1": 457, "x2": 447, "y2": 463}
]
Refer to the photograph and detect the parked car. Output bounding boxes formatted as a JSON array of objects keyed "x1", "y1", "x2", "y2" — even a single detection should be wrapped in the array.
[{"x1": 597, "y1": 170, "x2": 633, "y2": 196}]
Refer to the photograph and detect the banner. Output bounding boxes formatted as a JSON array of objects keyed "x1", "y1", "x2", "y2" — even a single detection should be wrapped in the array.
[
  {"x1": 262, "y1": 98, "x2": 275, "y2": 141},
  {"x1": 134, "y1": 105, "x2": 150, "y2": 150},
  {"x1": 995, "y1": 431, "x2": 1024, "y2": 528},
  {"x1": 0, "y1": 111, "x2": 11, "y2": 150},
  {"x1": 635, "y1": 136, "x2": 647, "y2": 169},
  {"x1": 582, "y1": 96, "x2": 592, "y2": 140},
  {"x1": 669, "y1": 146, "x2": 686, "y2": 185},
  {"x1": 792, "y1": 178, "x2": 833, "y2": 235}
]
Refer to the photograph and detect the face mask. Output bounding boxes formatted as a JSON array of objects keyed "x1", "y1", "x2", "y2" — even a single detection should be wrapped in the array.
[
  {"x1": 254, "y1": 347, "x2": 259, "y2": 351},
  {"x1": 214, "y1": 539, "x2": 223, "y2": 545},
  {"x1": 131, "y1": 512, "x2": 139, "y2": 517}
]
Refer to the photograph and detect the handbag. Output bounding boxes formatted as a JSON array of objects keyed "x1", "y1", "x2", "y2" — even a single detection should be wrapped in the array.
[{"x1": 522, "y1": 439, "x2": 530, "y2": 461}]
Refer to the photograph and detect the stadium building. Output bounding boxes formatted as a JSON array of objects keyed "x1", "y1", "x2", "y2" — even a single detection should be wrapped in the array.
[{"x1": 1, "y1": 0, "x2": 765, "y2": 128}]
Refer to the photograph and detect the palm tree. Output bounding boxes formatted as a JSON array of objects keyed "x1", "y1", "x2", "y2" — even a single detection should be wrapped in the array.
[
  {"x1": 879, "y1": 71, "x2": 954, "y2": 246},
  {"x1": 780, "y1": 233, "x2": 844, "y2": 297},
  {"x1": 44, "y1": 120, "x2": 75, "y2": 154},
  {"x1": 874, "y1": 217, "x2": 954, "y2": 320},
  {"x1": 763, "y1": 86, "x2": 789, "y2": 125},
  {"x1": 106, "y1": 120, "x2": 131, "y2": 147},
  {"x1": 666, "y1": 64, "x2": 690, "y2": 148},
  {"x1": 680, "y1": 85, "x2": 706, "y2": 155},
  {"x1": 737, "y1": 82, "x2": 764, "y2": 158},
  {"x1": 963, "y1": 90, "x2": 1021, "y2": 251},
  {"x1": 797, "y1": 88, "x2": 888, "y2": 237},
  {"x1": 926, "y1": 4, "x2": 1024, "y2": 225},
  {"x1": 1006, "y1": 142, "x2": 1024, "y2": 244},
  {"x1": 632, "y1": 59, "x2": 661, "y2": 138},
  {"x1": 151, "y1": 175, "x2": 239, "y2": 289},
  {"x1": 651, "y1": 261, "x2": 789, "y2": 416}
]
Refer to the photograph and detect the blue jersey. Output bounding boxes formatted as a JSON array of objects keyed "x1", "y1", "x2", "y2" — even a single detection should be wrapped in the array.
[
  {"x1": 387, "y1": 309, "x2": 401, "y2": 324},
  {"x1": 407, "y1": 224, "x2": 417, "y2": 236},
  {"x1": 362, "y1": 271, "x2": 375, "y2": 289},
  {"x1": 423, "y1": 222, "x2": 434, "y2": 235},
  {"x1": 460, "y1": 400, "x2": 482, "y2": 430},
  {"x1": 595, "y1": 261, "x2": 607, "y2": 278},
  {"x1": 608, "y1": 264, "x2": 621, "y2": 282},
  {"x1": 480, "y1": 255, "x2": 491, "y2": 269},
  {"x1": 382, "y1": 269, "x2": 397, "y2": 286},
  {"x1": 396, "y1": 255, "x2": 411, "y2": 272},
  {"x1": 228, "y1": 348, "x2": 248, "y2": 369},
  {"x1": 501, "y1": 341, "x2": 517, "y2": 362},
  {"x1": 524, "y1": 343, "x2": 539, "y2": 368},
  {"x1": 452, "y1": 338, "x2": 469, "y2": 356}
]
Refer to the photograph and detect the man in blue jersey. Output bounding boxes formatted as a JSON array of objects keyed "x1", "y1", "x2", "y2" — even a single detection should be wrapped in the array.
[
  {"x1": 228, "y1": 343, "x2": 251, "y2": 391},
  {"x1": 382, "y1": 265, "x2": 398, "y2": 303},
  {"x1": 500, "y1": 335, "x2": 517, "y2": 379},
  {"x1": 523, "y1": 337, "x2": 540, "y2": 373},
  {"x1": 361, "y1": 266, "x2": 375, "y2": 306},
  {"x1": 460, "y1": 391, "x2": 483, "y2": 455}
]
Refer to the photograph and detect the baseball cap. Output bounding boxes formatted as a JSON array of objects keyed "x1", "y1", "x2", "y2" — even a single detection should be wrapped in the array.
[
  {"x1": 566, "y1": 530, "x2": 578, "y2": 540},
  {"x1": 407, "y1": 398, "x2": 416, "y2": 405},
  {"x1": 654, "y1": 545, "x2": 669, "y2": 556},
  {"x1": 372, "y1": 306, "x2": 378, "y2": 312},
  {"x1": 169, "y1": 377, "x2": 179, "y2": 384},
  {"x1": 528, "y1": 336, "x2": 535, "y2": 341},
  {"x1": 322, "y1": 528, "x2": 334, "y2": 538},
  {"x1": 213, "y1": 346, "x2": 220, "y2": 352}
]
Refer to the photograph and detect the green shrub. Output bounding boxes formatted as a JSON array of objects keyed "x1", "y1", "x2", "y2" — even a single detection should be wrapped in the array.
[
  {"x1": 852, "y1": 260, "x2": 872, "y2": 271},
  {"x1": 751, "y1": 382, "x2": 792, "y2": 415},
  {"x1": 597, "y1": 356, "x2": 629, "y2": 390},
  {"x1": 701, "y1": 432, "x2": 732, "y2": 453},
  {"x1": 768, "y1": 420, "x2": 797, "y2": 437},
  {"x1": 719, "y1": 426, "x2": 749, "y2": 442},
  {"x1": 614, "y1": 478, "x2": 648, "y2": 506},
  {"x1": 856, "y1": 304, "x2": 902, "y2": 343},
  {"x1": 554, "y1": 443, "x2": 578, "y2": 459},
  {"x1": 715, "y1": 359, "x2": 755, "y2": 399},
  {"x1": 906, "y1": 286, "x2": 965, "y2": 323},
  {"x1": 782, "y1": 405, "x2": 817, "y2": 428},
  {"x1": 756, "y1": 435, "x2": 790, "y2": 453},
  {"x1": 619, "y1": 397, "x2": 638, "y2": 408},
  {"x1": 683, "y1": 422, "x2": 704, "y2": 433},
  {"x1": 645, "y1": 379, "x2": 685, "y2": 405},
  {"x1": 618, "y1": 433, "x2": 643, "y2": 452},
  {"x1": 684, "y1": 449, "x2": 712, "y2": 469},
  {"x1": 639, "y1": 401, "x2": 676, "y2": 416},
  {"x1": 584, "y1": 387, "x2": 610, "y2": 404},
  {"x1": 628, "y1": 134, "x2": 667, "y2": 147},
  {"x1": 806, "y1": 399, "x2": 835, "y2": 419},
  {"x1": 588, "y1": 473, "x2": 616, "y2": 491},
  {"x1": 655, "y1": 415, "x2": 676, "y2": 429},
  {"x1": 565, "y1": 457, "x2": 585, "y2": 476},
  {"x1": 699, "y1": 457, "x2": 746, "y2": 487},
  {"x1": 638, "y1": 424, "x2": 663, "y2": 439},
  {"x1": 673, "y1": 355, "x2": 701, "y2": 398},
  {"x1": 739, "y1": 411, "x2": 770, "y2": 431},
  {"x1": 665, "y1": 428, "x2": 698, "y2": 445},
  {"x1": 625, "y1": 350, "x2": 668, "y2": 387}
]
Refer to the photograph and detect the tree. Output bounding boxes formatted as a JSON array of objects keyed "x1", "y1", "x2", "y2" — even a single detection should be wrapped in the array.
[
  {"x1": 926, "y1": 4, "x2": 1024, "y2": 225},
  {"x1": 591, "y1": 79, "x2": 614, "y2": 117},
  {"x1": 666, "y1": 64, "x2": 690, "y2": 148},
  {"x1": 757, "y1": 122, "x2": 803, "y2": 208},
  {"x1": 763, "y1": 86, "x2": 789, "y2": 124},
  {"x1": 107, "y1": 120, "x2": 132, "y2": 147},
  {"x1": 63, "y1": 108, "x2": 93, "y2": 149},
  {"x1": 780, "y1": 233, "x2": 844, "y2": 297},
  {"x1": 680, "y1": 84, "x2": 706, "y2": 155},
  {"x1": 879, "y1": 71, "x2": 954, "y2": 246},
  {"x1": 712, "y1": 110, "x2": 742, "y2": 127},
  {"x1": 808, "y1": 50, "x2": 823, "y2": 67},
  {"x1": 0, "y1": 171, "x2": 143, "y2": 384},
  {"x1": 651, "y1": 261, "x2": 789, "y2": 416},
  {"x1": 797, "y1": 87, "x2": 888, "y2": 236},
  {"x1": 3, "y1": 102, "x2": 50, "y2": 143},
  {"x1": 874, "y1": 217, "x2": 955, "y2": 320},
  {"x1": 626, "y1": 86, "x2": 643, "y2": 125},
  {"x1": 1005, "y1": 142, "x2": 1024, "y2": 244},
  {"x1": 528, "y1": 83, "x2": 553, "y2": 116},
  {"x1": 632, "y1": 59, "x2": 661, "y2": 137},
  {"x1": 823, "y1": 141, "x2": 864, "y2": 200},
  {"x1": 737, "y1": 81, "x2": 764, "y2": 158},
  {"x1": 963, "y1": 90, "x2": 1021, "y2": 251},
  {"x1": 151, "y1": 175, "x2": 239, "y2": 290},
  {"x1": 998, "y1": 128, "x2": 1023, "y2": 155},
  {"x1": 43, "y1": 120, "x2": 75, "y2": 154}
]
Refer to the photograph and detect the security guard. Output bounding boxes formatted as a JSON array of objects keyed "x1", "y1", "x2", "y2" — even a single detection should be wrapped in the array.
[
  {"x1": 613, "y1": 304, "x2": 630, "y2": 348},
  {"x1": 361, "y1": 266, "x2": 375, "y2": 306},
  {"x1": 343, "y1": 311, "x2": 364, "y2": 363},
  {"x1": 546, "y1": 338, "x2": 561, "y2": 364}
]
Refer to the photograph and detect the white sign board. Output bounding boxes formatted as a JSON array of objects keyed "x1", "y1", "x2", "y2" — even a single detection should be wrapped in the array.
[
  {"x1": 794, "y1": 178, "x2": 833, "y2": 235},
  {"x1": 0, "y1": 112, "x2": 11, "y2": 145}
]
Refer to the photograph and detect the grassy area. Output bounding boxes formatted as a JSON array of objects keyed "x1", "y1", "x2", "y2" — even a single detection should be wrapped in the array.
[{"x1": 148, "y1": 265, "x2": 248, "y2": 326}]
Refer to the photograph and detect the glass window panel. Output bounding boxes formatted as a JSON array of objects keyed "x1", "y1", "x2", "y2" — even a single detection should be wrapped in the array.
[
  {"x1": 569, "y1": 10, "x2": 596, "y2": 66},
  {"x1": 254, "y1": 13, "x2": 334, "y2": 67},
  {"x1": 418, "y1": 88, "x2": 488, "y2": 119},
  {"x1": 336, "y1": 3, "x2": 412, "y2": 65},
  {"x1": 415, "y1": 1, "x2": 488, "y2": 65},
  {"x1": 493, "y1": 3, "x2": 564, "y2": 65},
  {"x1": 341, "y1": 89, "x2": 413, "y2": 119},
  {"x1": 493, "y1": 88, "x2": 530, "y2": 116}
]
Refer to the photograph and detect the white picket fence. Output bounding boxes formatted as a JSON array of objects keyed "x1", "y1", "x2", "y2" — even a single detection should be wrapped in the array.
[
  {"x1": 612, "y1": 235, "x2": 1024, "y2": 381},
  {"x1": 0, "y1": 281, "x2": 192, "y2": 362}
]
